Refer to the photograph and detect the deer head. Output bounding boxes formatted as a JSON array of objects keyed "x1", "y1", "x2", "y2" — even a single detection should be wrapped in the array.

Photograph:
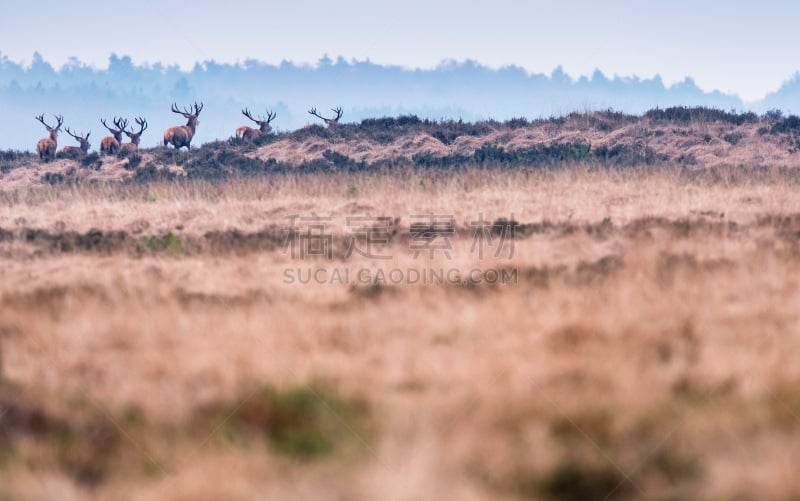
[
  {"x1": 171, "y1": 102, "x2": 203, "y2": 130},
  {"x1": 124, "y1": 117, "x2": 148, "y2": 146},
  {"x1": 308, "y1": 107, "x2": 343, "y2": 127},
  {"x1": 242, "y1": 108, "x2": 276, "y2": 133},
  {"x1": 35, "y1": 114, "x2": 64, "y2": 141},
  {"x1": 101, "y1": 117, "x2": 128, "y2": 142},
  {"x1": 65, "y1": 128, "x2": 91, "y2": 152}
]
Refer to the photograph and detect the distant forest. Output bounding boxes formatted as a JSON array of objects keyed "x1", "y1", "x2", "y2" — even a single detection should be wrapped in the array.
[{"x1": 2, "y1": 52, "x2": 800, "y2": 150}]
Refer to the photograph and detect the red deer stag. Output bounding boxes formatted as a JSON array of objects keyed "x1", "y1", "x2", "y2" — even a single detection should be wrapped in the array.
[
  {"x1": 35, "y1": 114, "x2": 63, "y2": 161},
  {"x1": 121, "y1": 117, "x2": 148, "y2": 154},
  {"x1": 100, "y1": 117, "x2": 127, "y2": 155},
  {"x1": 163, "y1": 102, "x2": 203, "y2": 150},
  {"x1": 236, "y1": 108, "x2": 276, "y2": 141},
  {"x1": 308, "y1": 107, "x2": 343, "y2": 127},
  {"x1": 60, "y1": 128, "x2": 91, "y2": 157}
]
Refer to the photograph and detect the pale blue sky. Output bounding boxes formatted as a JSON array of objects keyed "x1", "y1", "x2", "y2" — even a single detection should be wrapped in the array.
[{"x1": 1, "y1": 0, "x2": 798, "y2": 101}]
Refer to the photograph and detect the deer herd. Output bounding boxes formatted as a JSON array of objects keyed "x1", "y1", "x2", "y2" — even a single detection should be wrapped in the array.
[{"x1": 34, "y1": 102, "x2": 344, "y2": 161}]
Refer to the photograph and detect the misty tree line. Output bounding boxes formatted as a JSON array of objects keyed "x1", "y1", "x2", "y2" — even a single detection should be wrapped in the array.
[{"x1": 2, "y1": 52, "x2": 799, "y2": 150}]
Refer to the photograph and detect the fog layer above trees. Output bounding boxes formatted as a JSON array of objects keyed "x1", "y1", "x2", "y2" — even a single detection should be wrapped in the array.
[{"x1": 3, "y1": 53, "x2": 799, "y2": 150}]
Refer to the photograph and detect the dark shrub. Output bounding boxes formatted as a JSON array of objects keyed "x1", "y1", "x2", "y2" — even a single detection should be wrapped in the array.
[
  {"x1": 396, "y1": 114, "x2": 422, "y2": 126},
  {"x1": 722, "y1": 132, "x2": 745, "y2": 145},
  {"x1": 80, "y1": 152, "x2": 101, "y2": 168},
  {"x1": 131, "y1": 163, "x2": 177, "y2": 183},
  {"x1": 770, "y1": 115, "x2": 800, "y2": 134},
  {"x1": 535, "y1": 462, "x2": 628, "y2": 501},
  {"x1": 645, "y1": 106, "x2": 758, "y2": 125},
  {"x1": 42, "y1": 172, "x2": 66, "y2": 185},
  {"x1": 322, "y1": 150, "x2": 365, "y2": 170},
  {"x1": 126, "y1": 154, "x2": 142, "y2": 170},
  {"x1": 199, "y1": 385, "x2": 370, "y2": 460},
  {"x1": 505, "y1": 117, "x2": 530, "y2": 129}
]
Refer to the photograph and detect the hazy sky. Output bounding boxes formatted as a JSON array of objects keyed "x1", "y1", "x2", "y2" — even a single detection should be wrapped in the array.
[{"x1": 1, "y1": 0, "x2": 797, "y2": 101}]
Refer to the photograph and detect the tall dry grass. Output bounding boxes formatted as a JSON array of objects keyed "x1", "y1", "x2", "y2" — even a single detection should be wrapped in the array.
[{"x1": 1, "y1": 167, "x2": 799, "y2": 500}]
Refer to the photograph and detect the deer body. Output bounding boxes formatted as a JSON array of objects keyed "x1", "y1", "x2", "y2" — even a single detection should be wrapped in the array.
[
  {"x1": 121, "y1": 117, "x2": 148, "y2": 153},
  {"x1": 100, "y1": 118, "x2": 126, "y2": 155},
  {"x1": 37, "y1": 136, "x2": 57, "y2": 161},
  {"x1": 100, "y1": 137, "x2": 120, "y2": 155},
  {"x1": 164, "y1": 102, "x2": 202, "y2": 150},
  {"x1": 235, "y1": 126, "x2": 259, "y2": 141},
  {"x1": 308, "y1": 107, "x2": 343, "y2": 127},
  {"x1": 236, "y1": 108, "x2": 276, "y2": 141},
  {"x1": 35, "y1": 114, "x2": 63, "y2": 161},
  {"x1": 60, "y1": 128, "x2": 91, "y2": 156}
]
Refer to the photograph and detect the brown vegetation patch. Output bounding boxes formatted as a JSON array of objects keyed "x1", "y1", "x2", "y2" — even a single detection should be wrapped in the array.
[
  {"x1": 571, "y1": 255, "x2": 625, "y2": 285},
  {"x1": 2, "y1": 211, "x2": 799, "y2": 261},
  {"x1": 201, "y1": 228, "x2": 284, "y2": 254},
  {"x1": 347, "y1": 282, "x2": 398, "y2": 302},
  {"x1": 656, "y1": 252, "x2": 736, "y2": 285},
  {"x1": 172, "y1": 288, "x2": 271, "y2": 309},
  {"x1": 547, "y1": 324, "x2": 608, "y2": 353},
  {"x1": 2, "y1": 284, "x2": 111, "y2": 318},
  {"x1": 21, "y1": 228, "x2": 130, "y2": 254},
  {"x1": 757, "y1": 213, "x2": 800, "y2": 241},
  {"x1": 621, "y1": 217, "x2": 738, "y2": 240},
  {"x1": 191, "y1": 384, "x2": 371, "y2": 460},
  {"x1": 511, "y1": 255, "x2": 624, "y2": 289},
  {"x1": 0, "y1": 385, "x2": 124, "y2": 486}
]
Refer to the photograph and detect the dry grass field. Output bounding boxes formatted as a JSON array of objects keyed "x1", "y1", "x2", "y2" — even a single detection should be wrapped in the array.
[
  {"x1": 2, "y1": 113, "x2": 800, "y2": 500},
  {"x1": 0, "y1": 108, "x2": 800, "y2": 501}
]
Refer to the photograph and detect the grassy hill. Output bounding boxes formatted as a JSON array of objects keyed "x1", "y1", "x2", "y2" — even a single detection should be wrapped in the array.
[{"x1": 4, "y1": 107, "x2": 800, "y2": 189}]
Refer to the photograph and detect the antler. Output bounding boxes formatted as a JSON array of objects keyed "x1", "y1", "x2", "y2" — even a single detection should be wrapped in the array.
[
  {"x1": 242, "y1": 108, "x2": 258, "y2": 124},
  {"x1": 35, "y1": 114, "x2": 52, "y2": 130},
  {"x1": 243, "y1": 108, "x2": 277, "y2": 124},
  {"x1": 35, "y1": 114, "x2": 64, "y2": 131},
  {"x1": 102, "y1": 117, "x2": 126, "y2": 133},
  {"x1": 172, "y1": 102, "x2": 203, "y2": 117},
  {"x1": 308, "y1": 107, "x2": 343, "y2": 124},
  {"x1": 129, "y1": 117, "x2": 148, "y2": 134},
  {"x1": 65, "y1": 128, "x2": 90, "y2": 141}
]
